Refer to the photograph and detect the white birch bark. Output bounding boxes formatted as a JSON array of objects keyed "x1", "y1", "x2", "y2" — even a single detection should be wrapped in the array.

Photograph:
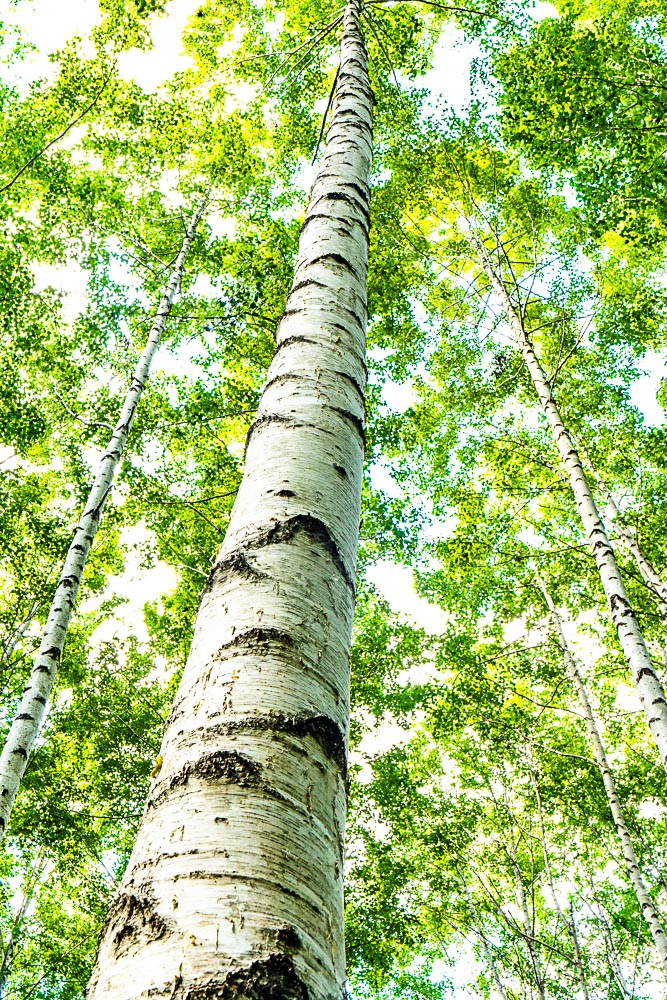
[
  {"x1": 0, "y1": 197, "x2": 208, "y2": 836},
  {"x1": 87, "y1": 6, "x2": 372, "y2": 1000},
  {"x1": 470, "y1": 233, "x2": 667, "y2": 773},
  {"x1": 602, "y1": 489, "x2": 667, "y2": 620},
  {"x1": 541, "y1": 586, "x2": 667, "y2": 975}
]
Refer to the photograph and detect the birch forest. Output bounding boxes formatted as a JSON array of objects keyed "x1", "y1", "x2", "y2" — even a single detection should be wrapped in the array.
[{"x1": 4, "y1": 0, "x2": 667, "y2": 996}]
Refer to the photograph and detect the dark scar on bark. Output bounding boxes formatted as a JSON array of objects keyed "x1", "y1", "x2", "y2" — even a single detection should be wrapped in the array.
[
  {"x1": 214, "y1": 628, "x2": 297, "y2": 659},
  {"x1": 100, "y1": 889, "x2": 171, "y2": 957},
  {"x1": 204, "y1": 714, "x2": 348, "y2": 780},
  {"x1": 275, "y1": 926, "x2": 303, "y2": 951},
  {"x1": 208, "y1": 513, "x2": 355, "y2": 594},
  {"x1": 180, "y1": 954, "x2": 310, "y2": 1000},
  {"x1": 265, "y1": 514, "x2": 354, "y2": 592},
  {"x1": 148, "y1": 751, "x2": 261, "y2": 810}
]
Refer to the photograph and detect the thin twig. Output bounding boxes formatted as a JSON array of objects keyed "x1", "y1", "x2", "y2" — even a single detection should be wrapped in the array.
[{"x1": 0, "y1": 64, "x2": 116, "y2": 196}]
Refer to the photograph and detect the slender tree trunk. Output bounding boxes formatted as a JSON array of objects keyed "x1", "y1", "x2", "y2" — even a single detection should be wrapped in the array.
[
  {"x1": 0, "y1": 854, "x2": 47, "y2": 997},
  {"x1": 529, "y1": 769, "x2": 590, "y2": 1000},
  {"x1": 470, "y1": 233, "x2": 667, "y2": 773},
  {"x1": 0, "y1": 197, "x2": 208, "y2": 836},
  {"x1": 87, "y1": 6, "x2": 372, "y2": 999},
  {"x1": 459, "y1": 870, "x2": 510, "y2": 1000},
  {"x1": 514, "y1": 864, "x2": 547, "y2": 1000},
  {"x1": 602, "y1": 489, "x2": 667, "y2": 620},
  {"x1": 540, "y1": 585, "x2": 667, "y2": 975},
  {"x1": 583, "y1": 875, "x2": 634, "y2": 1000},
  {"x1": 567, "y1": 904, "x2": 590, "y2": 1000}
]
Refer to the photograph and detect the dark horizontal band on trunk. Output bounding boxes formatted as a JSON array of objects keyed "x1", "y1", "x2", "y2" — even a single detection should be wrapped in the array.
[
  {"x1": 210, "y1": 513, "x2": 355, "y2": 595},
  {"x1": 178, "y1": 953, "x2": 310, "y2": 1000},
  {"x1": 204, "y1": 713, "x2": 348, "y2": 780},
  {"x1": 148, "y1": 749, "x2": 262, "y2": 810}
]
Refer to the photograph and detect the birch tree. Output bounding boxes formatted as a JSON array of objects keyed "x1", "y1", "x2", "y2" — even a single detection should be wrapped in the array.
[
  {"x1": 87, "y1": 2, "x2": 373, "y2": 996},
  {"x1": 0, "y1": 197, "x2": 208, "y2": 836},
  {"x1": 540, "y1": 583, "x2": 667, "y2": 975},
  {"x1": 601, "y1": 489, "x2": 667, "y2": 620},
  {"x1": 467, "y1": 231, "x2": 667, "y2": 773}
]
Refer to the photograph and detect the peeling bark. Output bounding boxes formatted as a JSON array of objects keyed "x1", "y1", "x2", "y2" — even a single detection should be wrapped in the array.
[
  {"x1": 541, "y1": 586, "x2": 667, "y2": 976},
  {"x1": 471, "y1": 233, "x2": 667, "y2": 774},
  {"x1": 0, "y1": 197, "x2": 208, "y2": 836},
  {"x1": 87, "y1": 5, "x2": 371, "y2": 999}
]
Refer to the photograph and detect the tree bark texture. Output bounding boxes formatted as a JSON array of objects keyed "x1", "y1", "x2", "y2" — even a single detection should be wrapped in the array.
[
  {"x1": 87, "y1": 7, "x2": 372, "y2": 1000},
  {"x1": 0, "y1": 197, "x2": 207, "y2": 837},
  {"x1": 471, "y1": 235, "x2": 667, "y2": 774},
  {"x1": 541, "y1": 587, "x2": 667, "y2": 976}
]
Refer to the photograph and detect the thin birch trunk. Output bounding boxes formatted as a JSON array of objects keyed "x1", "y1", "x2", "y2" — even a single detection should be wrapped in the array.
[
  {"x1": 0, "y1": 198, "x2": 207, "y2": 836},
  {"x1": 602, "y1": 489, "x2": 667, "y2": 620},
  {"x1": 540, "y1": 585, "x2": 667, "y2": 975},
  {"x1": 470, "y1": 232, "x2": 667, "y2": 773},
  {"x1": 514, "y1": 863, "x2": 547, "y2": 1000},
  {"x1": 567, "y1": 904, "x2": 590, "y2": 1000},
  {"x1": 459, "y1": 870, "x2": 510, "y2": 1000},
  {"x1": 529, "y1": 769, "x2": 591, "y2": 1000},
  {"x1": 87, "y1": 6, "x2": 372, "y2": 999},
  {"x1": 591, "y1": 895, "x2": 634, "y2": 1000}
]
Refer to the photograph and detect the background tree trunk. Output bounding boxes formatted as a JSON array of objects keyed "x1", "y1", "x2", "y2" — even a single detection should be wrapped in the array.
[
  {"x1": 0, "y1": 197, "x2": 208, "y2": 837},
  {"x1": 86, "y1": 4, "x2": 372, "y2": 999},
  {"x1": 541, "y1": 585, "x2": 667, "y2": 975},
  {"x1": 470, "y1": 232, "x2": 667, "y2": 774},
  {"x1": 602, "y1": 488, "x2": 667, "y2": 620}
]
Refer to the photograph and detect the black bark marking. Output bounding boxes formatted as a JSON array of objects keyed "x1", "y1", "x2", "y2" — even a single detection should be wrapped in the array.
[
  {"x1": 309, "y1": 252, "x2": 361, "y2": 279},
  {"x1": 210, "y1": 514, "x2": 354, "y2": 594},
  {"x1": 275, "y1": 926, "x2": 302, "y2": 952},
  {"x1": 149, "y1": 751, "x2": 261, "y2": 810},
  {"x1": 334, "y1": 369, "x2": 365, "y2": 406},
  {"x1": 42, "y1": 647, "x2": 62, "y2": 661},
  {"x1": 201, "y1": 551, "x2": 268, "y2": 605},
  {"x1": 334, "y1": 464, "x2": 348, "y2": 478},
  {"x1": 264, "y1": 514, "x2": 354, "y2": 592},
  {"x1": 203, "y1": 713, "x2": 348, "y2": 779},
  {"x1": 181, "y1": 954, "x2": 310, "y2": 1000},
  {"x1": 15, "y1": 714, "x2": 34, "y2": 721},
  {"x1": 273, "y1": 335, "x2": 320, "y2": 356},
  {"x1": 291, "y1": 278, "x2": 328, "y2": 296},
  {"x1": 276, "y1": 489, "x2": 296, "y2": 498},
  {"x1": 214, "y1": 628, "x2": 297, "y2": 659},
  {"x1": 328, "y1": 404, "x2": 365, "y2": 443},
  {"x1": 102, "y1": 890, "x2": 171, "y2": 957},
  {"x1": 244, "y1": 413, "x2": 336, "y2": 457},
  {"x1": 317, "y1": 190, "x2": 370, "y2": 222}
]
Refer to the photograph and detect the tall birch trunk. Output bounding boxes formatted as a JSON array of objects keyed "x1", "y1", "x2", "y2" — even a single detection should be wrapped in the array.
[
  {"x1": 540, "y1": 586, "x2": 667, "y2": 975},
  {"x1": 0, "y1": 198, "x2": 207, "y2": 836},
  {"x1": 470, "y1": 233, "x2": 667, "y2": 773},
  {"x1": 602, "y1": 489, "x2": 667, "y2": 620},
  {"x1": 87, "y1": 7, "x2": 372, "y2": 999}
]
